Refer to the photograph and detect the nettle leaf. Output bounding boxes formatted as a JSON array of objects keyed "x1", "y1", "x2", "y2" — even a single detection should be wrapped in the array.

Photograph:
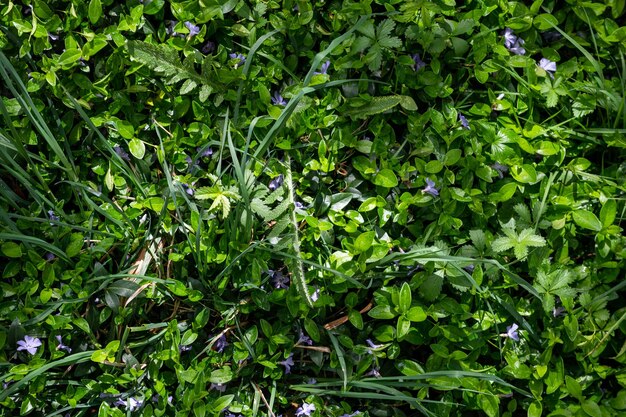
[
  {"x1": 127, "y1": 41, "x2": 218, "y2": 90},
  {"x1": 492, "y1": 219, "x2": 546, "y2": 260},
  {"x1": 377, "y1": 19, "x2": 402, "y2": 49},
  {"x1": 535, "y1": 267, "x2": 577, "y2": 313}
]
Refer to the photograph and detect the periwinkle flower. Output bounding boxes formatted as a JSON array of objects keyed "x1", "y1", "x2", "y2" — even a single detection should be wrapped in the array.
[
  {"x1": 229, "y1": 53, "x2": 246, "y2": 68},
  {"x1": 48, "y1": 33, "x2": 59, "y2": 41},
  {"x1": 311, "y1": 288, "x2": 320, "y2": 302},
  {"x1": 553, "y1": 306, "x2": 566, "y2": 317},
  {"x1": 366, "y1": 339, "x2": 383, "y2": 354},
  {"x1": 215, "y1": 334, "x2": 229, "y2": 353},
  {"x1": 314, "y1": 60, "x2": 330, "y2": 75},
  {"x1": 55, "y1": 335, "x2": 72, "y2": 353},
  {"x1": 184, "y1": 21, "x2": 200, "y2": 37},
  {"x1": 296, "y1": 331, "x2": 313, "y2": 346},
  {"x1": 411, "y1": 53, "x2": 426, "y2": 71},
  {"x1": 492, "y1": 163, "x2": 509, "y2": 179},
  {"x1": 422, "y1": 178, "x2": 439, "y2": 197},
  {"x1": 166, "y1": 20, "x2": 178, "y2": 36},
  {"x1": 503, "y1": 28, "x2": 526, "y2": 55},
  {"x1": 197, "y1": 146, "x2": 213, "y2": 157},
  {"x1": 365, "y1": 366, "x2": 381, "y2": 377},
  {"x1": 202, "y1": 41, "x2": 216, "y2": 54},
  {"x1": 505, "y1": 323, "x2": 519, "y2": 341},
  {"x1": 307, "y1": 378, "x2": 317, "y2": 384},
  {"x1": 459, "y1": 113, "x2": 470, "y2": 129},
  {"x1": 182, "y1": 183, "x2": 195, "y2": 196},
  {"x1": 279, "y1": 353, "x2": 294, "y2": 374},
  {"x1": 44, "y1": 252, "x2": 56, "y2": 261},
  {"x1": 114, "y1": 397, "x2": 143, "y2": 411},
  {"x1": 17, "y1": 335, "x2": 42, "y2": 355},
  {"x1": 114, "y1": 145, "x2": 131, "y2": 161},
  {"x1": 538, "y1": 58, "x2": 557, "y2": 78},
  {"x1": 48, "y1": 210, "x2": 59, "y2": 223},
  {"x1": 294, "y1": 201, "x2": 305, "y2": 209},
  {"x1": 463, "y1": 264, "x2": 475, "y2": 273},
  {"x1": 271, "y1": 91, "x2": 287, "y2": 106},
  {"x1": 210, "y1": 383, "x2": 227, "y2": 392},
  {"x1": 179, "y1": 344, "x2": 192, "y2": 353},
  {"x1": 296, "y1": 402, "x2": 316, "y2": 417},
  {"x1": 268, "y1": 174, "x2": 284, "y2": 191},
  {"x1": 269, "y1": 270, "x2": 290, "y2": 289}
]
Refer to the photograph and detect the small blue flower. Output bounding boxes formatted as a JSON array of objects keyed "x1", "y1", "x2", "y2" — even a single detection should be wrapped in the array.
[
  {"x1": 271, "y1": 91, "x2": 287, "y2": 106},
  {"x1": 184, "y1": 21, "x2": 200, "y2": 37},
  {"x1": 268, "y1": 270, "x2": 289, "y2": 289},
  {"x1": 311, "y1": 288, "x2": 320, "y2": 302},
  {"x1": 423, "y1": 178, "x2": 439, "y2": 197},
  {"x1": 506, "y1": 323, "x2": 519, "y2": 341},
  {"x1": 492, "y1": 163, "x2": 509, "y2": 179},
  {"x1": 229, "y1": 53, "x2": 246, "y2": 67},
  {"x1": 215, "y1": 334, "x2": 229, "y2": 353},
  {"x1": 314, "y1": 60, "x2": 330, "y2": 75},
  {"x1": 55, "y1": 335, "x2": 72, "y2": 353},
  {"x1": 297, "y1": 331, "x2": 313, "y2": 346},
  {"x1": 114, "y1": 397, "x2": 143, "y2": 412},
  {"x1": 210, "y1": 383, "x2": 227, "y2": 392},
  {"x1": 114, "y1": 145, "x2": 131, "y2": 161},
  {"x1": 279, "y1": 353, "x2": 294, "y2": 374},
  {"x1": 179, "y1": 344, "x2": 192, "y2": 353},
  {"x1": 182, "y1": 183, "x2": 195, "y2": 196},
  {"x1": 553, "y1": 306, "x2": 566, "y2": 317},
  {"x1": 411, "y1": 53, "x2": 426, "y2": 71},
  {"x1": 48, "y1": 210, "x2": 59, "y2": 224},
  {"x1": 503, "y1": 28, "x2": 526, "y2": 55},
  {"x1": 269, "y1": 174, "x2": 284, "y2": 191},
  {"x1": 459, "y1": 113, "x2": 470, "y2": 129},
  {"x1": 202, "y1": 41, "x2": 216, "y2": 54},
  {"x1": 44, "y1": 252, "x2": 56, "y2": 261},
  {"x1": 538, "y1": 58, "x2": 557, "y2": 78},
  {"x1": 365, "y1": 366, "x2": 381, "y2": 377},
  {"x1": 296, "y1": 402, "x2": 315, "y2": 417},
  {"x1": 197, "y1": 146, "x2": 213, "y2": 158},
  {"x1": 17, "y1": 335, "x2": 42, "y2": 355}
]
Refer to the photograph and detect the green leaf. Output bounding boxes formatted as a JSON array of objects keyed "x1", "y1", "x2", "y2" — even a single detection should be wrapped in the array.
[
  {"x1": 88, "y1": 0, "x2": 102, "y2": 24},
  {"x1": 354, "y1": 231, "x2": 376, "y2": 253},
  {"x1": 373, "y1": 169, "x2": 398, "y2": 187},
  {"x1": 406, "y1": 306, "x2": 426, "y2": 322},
  {"x1": 396, "y1": 315, "x2": 410, "y2": 339},
  {"x1": 573, "y1": 210, "x2": 602, "y2": 232},
  {"x1": 1, "y1": 242, "x2": 22, "y2": 258},
  {"x1": 369, "y1": 305, "x2": 396, "y2": 319},
  {"x1": 128, "y1": 138, "x2": 145, "y2": 159},
  {"x1": 581, "y1": 400, "x2": 602, "y2": 417},
  {"x1": 57, "y1": 49, "x2": 82, "y2": 68},
  {"x1": 565, "y1": 376, "x2": 583, "y2": 400},
  {"x1": 600, "y1": 200, "x2": 616, "y2": 228},
  {"x1": 345, "y1": 96, "x2": 404, "y2": 119},
  {"x1": 398, "y1": 282, "x2": 412, "y2": 313},
  {"x1": 528, "y1": 401, "x2": 542, "y2": 417},
  {"x1": 419, "y1": 274, "x2": 443, "y2": 301},
  {"x1": 533, "y1": 14, "x2": 558, "y2": 30},
  {"x1": 210, "y1": 395, "x2": 234, "y2": 413}
]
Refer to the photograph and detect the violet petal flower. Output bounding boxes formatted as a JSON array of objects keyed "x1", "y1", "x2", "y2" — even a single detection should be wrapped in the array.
[
  {"x1": 215, "y1": 334, "x2": 229, "y2": 353},
  {"x1": 314, "y1": 60, "x2": 330, "y2": 75},
  {"x1": 184, "y1": 21, "x2": 200, "y2": 37},
  {"x1": 411, "y1": 53, "x2": 426, "y2": 71},
  {"x1": 506, "y1": 323, "x2": 519, "y2": 341},
  {"x1": 492, "y1": 163, "x2": 509, "y2": 179},
  {"x1": 210, "y1": 383, "x2": 227, "y2": 392},
  {"x1": 48, "y1": 210, "x2": 59, "y2": 223},
  {"x1": 296, "y1": 331, "x2": 313, "y2": 346},
  {"x1": 55, "y1": 335, "x2": 72, "y2": 353},
  {"x1": 114, "y1": 397, "x2": 143, "y2": 411},
  {"x1": 202, "y1": 41, "x2": 216, "y2": 54},
  {"x1": 365, "y1": 366, "x2": 381, "y2": 377},
  {"x1": 503, "y1": 28, "x2": 518, "y2": 49},
  {"x1": 113, "y1": 145, "x2": 131, "y2": 161},
  {"x1": 17, "y1": 335, "x2": 42, "y2": 355},
  {"x1": 553, "y1": 306, "x2": 566, "y2": 317},
  {"x1": 229, "y1": 53, "x2": 246, "y2": 67},
  {"x1": 508, "y1": 39, "x2": 526, "y2": 55},
  {"x1": 538, "y1": 58, "x2": 557, "y2": 77},
  {"x1": 270, "y1": 270, "x2": 290, "y2": 289},
  {"x1": 423, "y1": 178, "x2": 439, "y2": 196},
  {"x1": 296, "y1": 402, "x2": 316, "y2": 417},
  {"x1": 271, "y1": 91, "x2": 287, "y2": 106},
  {"x1": 459, "y1": 113, "x2": 470, "y2": 129},
  {"x1": 198, "y1": 146, "x2": 213, "y2": 157},
  {"x1": 268, "y1": 174, "x2": 284, "y2": 191},
  {"x1": 279, "y1": 353, "x2": 294, "y2": 374},
  {"x1": 44, "y1": 252, "x2": 56, "y2": 261},
  {"x1": 311, "y1": 288, "x2": 320, "y2": 302},
  {"x1": 182, "y1": 183, "x2": 195, "y2": 196}
]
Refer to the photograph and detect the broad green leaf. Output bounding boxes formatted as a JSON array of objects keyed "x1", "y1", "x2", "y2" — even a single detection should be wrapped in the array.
[
  {"x1": 528, "y1": 401, "x2": 542, "y2": 417},
  {"x1": 1, "y1": 242, "x2": 22, "y2": 258},
  {"x1": 572, "y1": 210, "x2": 602, "y2": 232},
  {"x1": 406, "y1": 306, "x2": 426, "y2": 322},
  {"x1": 128, "y1": 138, "x2": 145, "y2": 159},
  {"x1": 600, "y1": 200, "x2": 616, "y2": 228},
  {"x1": 88, "y1": 0, "x2": 102, "y2": 24},
  {"x1": 373, "y1": 169, "x2": 398, "y2": 187},
  {"x1": 354, "y1": 231, "x2": 375, "y2": 253},
  {"x1": 398, "y1": 282, "x2": 412, "y2": 313},
  {"x1": 57, "y1": 49, "x2": 82, "y2": 68},
  {"x1": 369, "y1": 305, "x2": 396, "y2": 319}
]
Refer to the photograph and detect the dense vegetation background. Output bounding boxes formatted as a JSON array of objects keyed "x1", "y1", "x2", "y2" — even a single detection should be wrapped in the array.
[{"x1": 1, "y1": 0, "x2": 626, "y2": 416}]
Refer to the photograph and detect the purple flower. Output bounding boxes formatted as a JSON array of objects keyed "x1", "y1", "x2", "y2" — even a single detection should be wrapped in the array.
[
  {"x1": 506, "y1": 323, "x2": 519, "y2": 341},
  {"x1": 271, "y1": 91, "x2": 287, "y2": 106},
  {"x1": 269, "y1": 174, "x2": 284, "y2": 191},
  {"x1": 17, "y1": 335, "x2": 42, "y2": 355},
  {"x1": 166, "y1": 20, "x2": 178, "y2": 36},
  {"x1": 182, "y1": 183, "x2": 195, "y2": 196},
  {"x1": 198, "y1": 146, "x2": 213, "y2": 157},
  {"x1": 366, "y1": 339, "x2": 383, "y2": 354},
  {"x1": 279, "y1": 353, "x2": 294, "y2": 374},
  {"x1": 229, "y1": 53, "x2": 246, "y2": 67},
  {"x1": 307, "y1": 378, "x2": 317, "y2": 384},
  {"x1": 463, "y1": 264, "x2": 475, "y2": 273},
  {"x1": 202, "y1": 41, "x2": 216, "y2": 54},
  {"x1": 48, "y1": 33, "x2": 59, "y2": 41},
  {"x1": 114, "y1": 397, "x2": 143, "y2": 411},
  {"x1": 314, "y1": 60, "x2": 330, "y2": 75},
  {"x1": 508, "y1": 39, "x2": 526, "y2": 55},
  {"x1": 538, "y1": 58, "x2": 557, "y2": 78},
  {"x1": 503, "y1": 28, "x2": 518, "y2": 48},
  {"x1": 492, "y1": 163, "x2": 509, "y2": 179},
  {"x1": 269, "y1": 270, "x2": 290, "y2": 289},
  {"x1": 422, "y1": 178, "x2": 439, "y2": 197},
  {"x1": 311, "y1": 288, "x2": 320, "y2": 302},
  {"x1": 297, "y1": 331, "x2": 313, "y2": 346},
  {"x1": 210, "y1": 383, "x2": 227, "y2": 392},
  {"x1": 459, "y1": 113, "x2": 470, "y2": 129},
  {"x1": 184, "y1": 21, "x2": 200, "y2": 37},
  {"x1": 48, "y1": 210, "x2": 59, "y2": 223},
  {"x1": 411, "y1": 53, "x2": 426, "y2": 71},
  {"x1": 215, "y1": 334, "x2": 229, "y2": 353},
  {"x1": 114, "y1": 145, "x2": 131, "y2": 161},
  {"x1": 179, "y1": 344, "x2": 192, "y2": 353},
  {"x1": 553, "y1": 306, "x2": 566, "y2": 317},
  {"x1": 295, "y1": 201, "x2": 305, "y2": 209},
  {"x1": 365, "y1": 366, "x2": 381, "y2": 377},
  {"x1": 296, "y1": 402, "x2": 316, "y2": 417},
  {"x1": 55, "y1": 335, "x2": 72, "y2": 353},
  {"x1": 44, "y1": 252, "x2": 56, "y2": 261},
  {"x1": 339, "y1": 412, "x2": 361, "y2": 417}
]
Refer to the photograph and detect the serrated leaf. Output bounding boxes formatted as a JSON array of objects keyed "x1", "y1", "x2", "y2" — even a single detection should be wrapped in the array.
[
  {"x1": 491, "y1": 236, "x2": 514, "y2": 253},
  {"x1": 419, "y1": 274, "x2": 443, "y2": 301}
]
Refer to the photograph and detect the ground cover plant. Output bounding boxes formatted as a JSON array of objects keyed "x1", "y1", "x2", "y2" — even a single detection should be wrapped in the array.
[{"x1": 1, "y1": 0, "x2": 626, "y2": 416}]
